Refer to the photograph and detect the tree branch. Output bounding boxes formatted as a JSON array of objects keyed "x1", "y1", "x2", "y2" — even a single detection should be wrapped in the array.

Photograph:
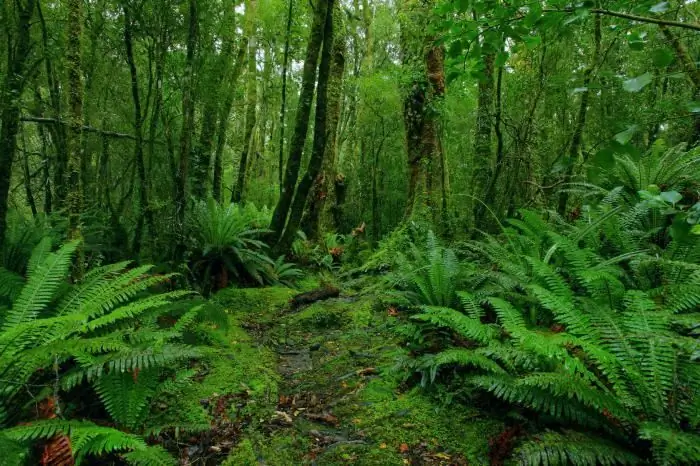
[
  {"x1": 20, "y1": 116, "x2": 164, "y2": 144},
  {"x1": 543, "y1": 8, "x2": 700, "y2": 32}
]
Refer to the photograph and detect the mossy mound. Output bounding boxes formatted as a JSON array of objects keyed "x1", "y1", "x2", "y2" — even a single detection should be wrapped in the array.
[{"x1": 221, "y1": 291, "x2": 499, "y2": 465}]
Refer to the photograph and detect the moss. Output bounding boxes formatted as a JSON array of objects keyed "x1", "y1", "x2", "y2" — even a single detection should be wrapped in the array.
[
  {"x1": 213, "y1": 286, "x2": 295, "y2": 323},
  {"x1": 153, "y1": 314, "x2": 279, "y2": 428},
  {"x1": 225, "y1": 431, "x2": 311, "y2": 465}
]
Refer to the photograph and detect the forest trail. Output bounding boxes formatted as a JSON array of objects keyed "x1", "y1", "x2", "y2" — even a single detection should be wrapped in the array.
[{"x1": 215, "y1": 285, "x2": 500, "y2": 465}]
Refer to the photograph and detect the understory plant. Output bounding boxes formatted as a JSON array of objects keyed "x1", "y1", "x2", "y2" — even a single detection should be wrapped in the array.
[
  {"x1": 0, "y1": 238, "x2": 224, "y2": 465},
  {"x1": 396, "y1": 207, "x2": 700, "y2": 465},
  {"x1": 188, "y1": 199, "x2": 301, "y2": 292}
]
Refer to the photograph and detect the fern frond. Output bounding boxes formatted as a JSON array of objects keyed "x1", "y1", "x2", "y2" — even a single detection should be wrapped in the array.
[
  {"x1": 413, "y1": 306, "x2": 497, "y2": 344},
  {"x1": 4, "y1": 240, "x2": 79, "y2": 330},
  {"x1": 639, "y1": 422, "x2": 700, "y2": 465},
  {"x1": 515, "y1": 430, "x2": 640, "y2": 465}
]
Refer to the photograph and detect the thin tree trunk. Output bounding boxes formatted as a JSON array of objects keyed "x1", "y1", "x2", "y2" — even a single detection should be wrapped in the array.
[
  {"x1": 269, "y1": 0, "x2": 330, "y2": 244},
  {"x1": 66, "y1": 0, "x2": 84, "y2": 240},
  {"x1": 213, "y1": 41, "x2": 248, "y2": 202},
  {"x1": 21, "y1": 126, "x2": 37, "y2": 217},
  {"x1": 557, "y1": 13, "x2": 601, "y2": 215},
  {"x1": 0, "y1": 0, "x2": 36, "y2": 247},
  {"x1": 276, "y1": 0, "x2": 335, "y2": 253},
  {"x1": 232, "y1": 0, "x2": 258, "y2": 204},
  {"x1": 305, "y1": 5, "x2": 345, "y2": 239},
  {"x1": 471, "y1": 51, "x2": 494, "y2": 227},
  {"x1": 278, "y1": 0, "x2": 294, "y2": 193},
  {"x1": 123, "y1": 2, "x2": 153, "y2": 256},
  {"x1": 174, "y1": 0, "x2": 198, "y2": 258}
]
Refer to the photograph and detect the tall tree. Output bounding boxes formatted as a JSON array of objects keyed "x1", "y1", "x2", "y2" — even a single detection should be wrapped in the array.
[
  {"x1": 232, "y1": 0, "x2": 258, "y2": 204},
  {"x1": 399, "y1": 0, "x2": 446, "y2": 221},
  {"x1": 123, "y1": 1, "x2": 154, "y2": 255},
  {"x1": 276, "y1": 0, "x2": 336, "y2": 252},
  {"x1": 66, "y1": 0, "x2": 84, "y2": 240},
  {"x1": 304, "y1": 4, "x2": 346, "y2": 239},
  {"x1": 269, "y1": 0, "x2": 331, "y2": 244},
  {"x1": 174, "y1": 0, "x2": 198, "y2": 256},
  {"x1": 0, "y1": 0, "x2": 36, "y2": 247}
]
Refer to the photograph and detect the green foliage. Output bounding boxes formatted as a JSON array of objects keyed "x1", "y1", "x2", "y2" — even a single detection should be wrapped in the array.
[
  {"x1": 0, "y1": 239, "x2": 221, "y2": 464},
  {"x1": 398, "y1": 207, "x2": 700, "y2": 464},
  {"x1": 189, "y1": 199, "x2": 302, "y2": 291},
  {"x1": 391, "y1": 231, "x2": 462, "y2": 308}
]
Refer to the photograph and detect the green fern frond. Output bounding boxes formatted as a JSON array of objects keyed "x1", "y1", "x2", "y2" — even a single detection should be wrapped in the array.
[
  {"x1": 3, "y1": 240, "x2": 79, "y2": 330},
  {"x1": 639, "y1": 422, "x2": 700, "y2": 465},
  {"x1": 121, "y1": 445, "x2": 178, "y2": 466},
  {"x1": 95, "y1": 369, "x2": 161, "y2": 430},
  {"x1": 413, "y1": 305, "x2": 497, "y2": 344},
  {"x1": 515, "y1": 430, "x2": 640, "y2": 465},
  {"x1": 0, "y1": 268, "x2": 24, "y2": 301}
]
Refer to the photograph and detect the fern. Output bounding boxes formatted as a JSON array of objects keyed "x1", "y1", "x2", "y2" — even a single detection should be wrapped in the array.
[
  {"x1": 0, "y1": 239, "x2": 223, "y2": 463},
  {"x1": 515, "y1": 430, "x2": 640, "y2": 465}
]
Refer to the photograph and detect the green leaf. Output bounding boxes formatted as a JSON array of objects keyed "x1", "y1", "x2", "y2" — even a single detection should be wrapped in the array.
[
  {"x1": 614, "y1": 125, "x2": 638, "y2": 145},
  {"x1": 687, "y1": 101, "x2": 700, "y2": 113},
  {"x1": 660, "y1": 191, "x2": 682, "y2": 205},
  {"x1": 691, "y1": 225, "x2": 700, "y2": 235},
  {"x1": 495, "y1": 52, "x2": 509, "y2": 67},
  {"x1": 623, "y1": 73, "x2": 653, "y2": 92},
  {"x1": 649, "y1": 2, "x2": 670, "y2": 13},
  {"x1": 652, "y1": 48, "x2": 674, "y2": 68}
]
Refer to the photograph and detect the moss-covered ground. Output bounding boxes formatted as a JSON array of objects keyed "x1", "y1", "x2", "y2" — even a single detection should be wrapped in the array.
[{"x1": 168, "y1": 279, "x2": 501, "y2": 464}]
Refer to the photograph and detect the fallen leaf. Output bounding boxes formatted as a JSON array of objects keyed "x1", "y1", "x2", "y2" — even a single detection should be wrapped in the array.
[
  {"x1": 399, "y1": 443, "x2": 410, "y2": 453},
  {"x1": 380, "y1": 443, "x2": 387, "y2": 449},
  {"x1": 388, "y1": 307, "x2": 399, "y2": 317}
]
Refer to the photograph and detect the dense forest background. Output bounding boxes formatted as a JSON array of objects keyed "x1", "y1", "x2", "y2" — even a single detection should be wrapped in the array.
[{"x1": 1, "y1": 0, "x2": 699, "y2": 464}]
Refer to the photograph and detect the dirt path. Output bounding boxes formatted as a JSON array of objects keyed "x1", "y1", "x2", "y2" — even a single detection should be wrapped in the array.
[{"x1": 214, "y1": 287, "x2": 500, "y2": 465}]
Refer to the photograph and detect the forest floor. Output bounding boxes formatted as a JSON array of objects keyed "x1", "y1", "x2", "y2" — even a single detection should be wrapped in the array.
[{"x1": 174, "y1": 279, "x2": 503, "y2": 465}]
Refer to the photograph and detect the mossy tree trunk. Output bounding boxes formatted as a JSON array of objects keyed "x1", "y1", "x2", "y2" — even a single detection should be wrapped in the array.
[
  {"x1": 66, "y1": 0, "x2": 84, "y2": 240},
  {"x1": 276, "y1": 0, "x2": 336, "y2": 253},
  {"x1": 232, "y1": 0, "x2": 258, "y2": 204},
  {"x1": 304, "y1": 4, "x2": 346, "y2": 240},
  {"x1": 399, "y1": 0, "x2": 445, "y2": 222},
  {"x1": 174, "y1": 0, "x2": 198, "y2": 258},
  {"x1": 123, "y1": 1, "x2": 153, "y2": 256},
  {"x1": 0, "y1": 0, "x2": 36, "y2": 248},
  {"x1": 213, "y1": 40, "x2": 248, "y2": 203},
  {"x1": 269, "y1": 0, "x2": 330, "y2": 245}
]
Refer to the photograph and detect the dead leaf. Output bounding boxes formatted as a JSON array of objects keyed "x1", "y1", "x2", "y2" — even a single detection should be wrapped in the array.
[
  {"x1": 399, "y1": 443, "x2": 410, "y2": 453},
  {"x1": 388, "y1": 307, "x2": 399, "y2": 317},
  {"x1": 380, "y1": 443, "x2": 387, "y2": 449}
]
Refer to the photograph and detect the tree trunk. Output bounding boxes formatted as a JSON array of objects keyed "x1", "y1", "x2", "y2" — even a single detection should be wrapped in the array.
[
  {"x1": 123, "y1": 2, "x2": 153, "y2": 256},
  {"x1": 232, "y1": 0, "x2": 258, "y2": 204},
  {"x1": 213, "y1": 41, "x2": 248, "y2": 203},
  {"x1": 276, "y1": 0, "x2": 335, "y2": 253},
  {"x1": 557, "y1": 13, "x2": 601, "y2": 215},
  {"x1": 471, "y1": 52, "x2": 494, "y2": 228},
  {"x1": 65, "y1": 0, "x2": 84, "y2": 240},
  {"x1": 174, "y1": 0, "x2": 198, "y2": 258},
  {"x1": 399, "y1": 0, "x2": 445, "y2": 222},
  {"x1": 278, "y1": 0, "x2": 294, "y2": 193},
  {"x1": 0, "y1": 0, "x2": 36, "y2": 247},
  {"x1": 269, "y1": 0, "x2": 330, "y2": 244},
  {"x1": 304, "y1": 5, "x2": 346, "y2": 239}
]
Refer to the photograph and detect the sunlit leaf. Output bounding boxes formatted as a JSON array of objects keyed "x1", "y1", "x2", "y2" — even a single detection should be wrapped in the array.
[
  {"x1": 614, "y1": 125, "x2": 639, "y2": 145},
  {"x1": 623, "y1": 73, "x2": 653, "y2": 92}
]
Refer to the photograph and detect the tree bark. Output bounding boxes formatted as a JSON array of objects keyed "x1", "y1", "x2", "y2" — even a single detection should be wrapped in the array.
[
  {"x1": 304, "y1": 4, "x2": 346, "y2": 239},
  {"x1": 0, "y1": 0, "x2": 36, "y2": 247},
  {"x1": 174, "y1": 0, "x2": 198, "y2": 258},
  {"x1": 471, "y1": 52, "x2": 494, "y2": 227},
  {"x1": 276, "y1": 0, "x2": 335, "y2": 253},
  {"x1": 232, "y1": 0, "x2": 258, "y2": 204},
  {"x1": 278, "y1": 0, "x2": 294, "y2": 193},
  {"x1": 399, "y1": 0, "x2": 445, "y2": 222},
  {"x1": 66, "y1": 0, "x2": 84, "y2": 240},
  {"x1": 213, "y1": 40, "x2": 248, "y2": 202},
  {"x1": 123, "y1": 2, "x2": 153, "y2": 256},
  {"x1": 557, "y1": 13, "x2": 601, "y2": 215},
  {"x1": 269, "y1": 0, "x2": 330, "y2": 244}
]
